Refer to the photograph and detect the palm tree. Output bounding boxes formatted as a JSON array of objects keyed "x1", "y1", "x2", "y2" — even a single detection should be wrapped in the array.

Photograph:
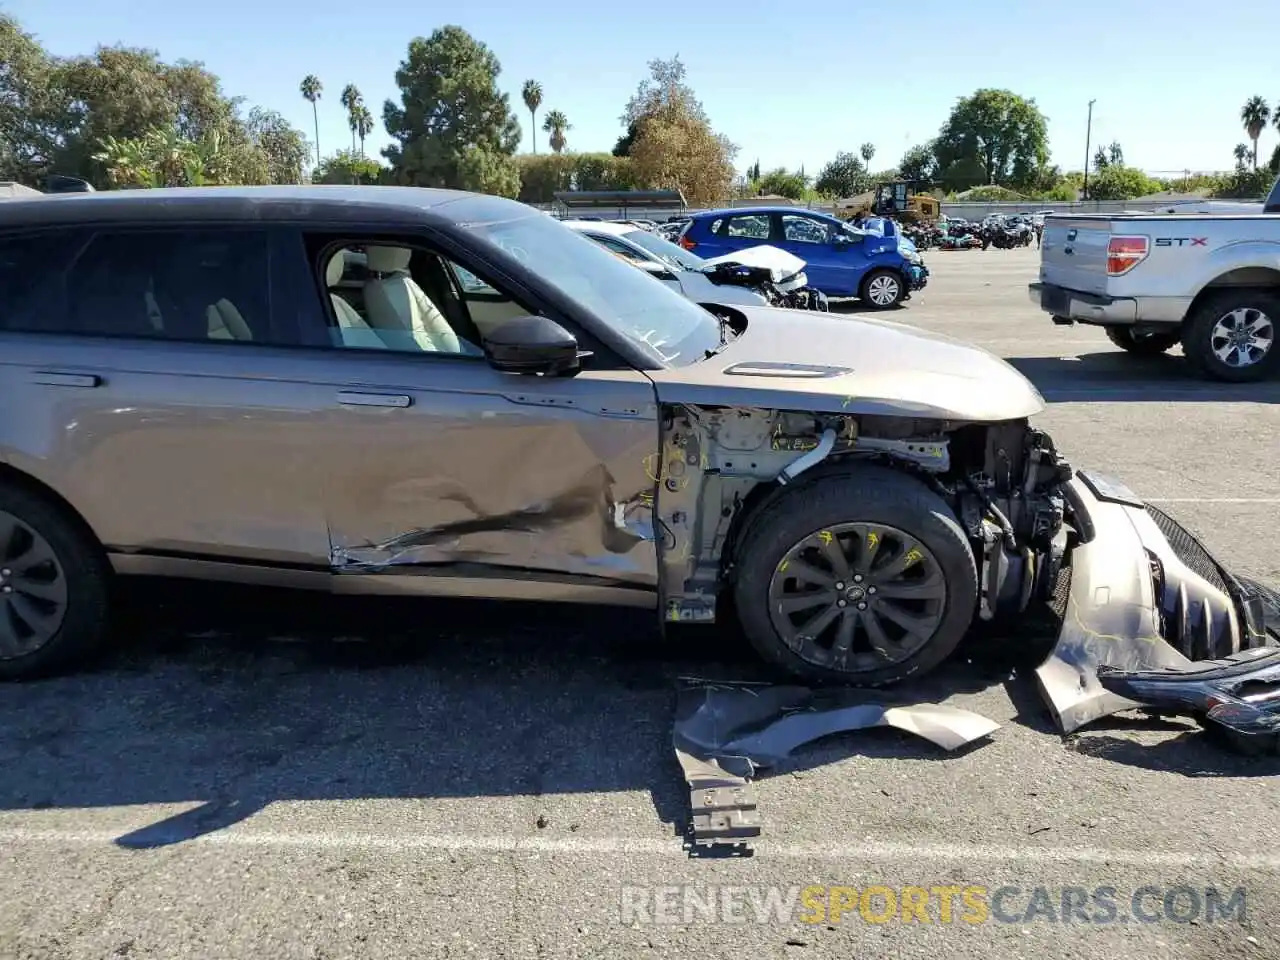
[
  {"x1": 340, "y1": 84, "x2": 363, "y2": 154},
  {"x1": 522, "y1": 80, "x2": 543, "y2": 154},
  {"x1": 354, "y1": 105, "x2": 375, "y2": 159},
  {"x1": 1240, "y1": 96, "x2": 1270, "y2": 170},
  {"x1": 860, "y1": 142, "x2": 875, "y2": 166},
  {"x1": 300, "y1": 75, "x2": 323, "y2": 166},
  {"x1": 1233, "y1": 143, "x2": 1252, "y2": 172},
  {"x1": 542, "y1": 110, "x2": 570, "y2": 154}
]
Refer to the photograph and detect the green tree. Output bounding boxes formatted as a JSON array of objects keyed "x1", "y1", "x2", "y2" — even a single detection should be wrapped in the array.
[
  {"x1": 340, "y1": 84, "x2": 362, "y2": 153},
  {"x1": 755, "y1": 167, "x2": 808, "y2": 199},
  {"x1": 521, "y1": 79, "x2": 543, "y2": 154},
  {"x1": 542, "y1": 110, "x2": 570, "y2": 154},
  {"x1": 813, "y1": 151, "x2": 869, "y2": 198},
  {"x1": 859, "y1": 142, "x2": 875, "y2": 166},
  {"x1": 245, "y1": 107, "x2": 309, "y2": 183},
  {"x1": 1084, "y1": 165, "x2": 1160, "y2": 200},
  {"x1": 619, "y1": 56, "x2": 736, "y2": 206},
  {"x1": 1240, "y1": 96, "x2": 1270, "y2": 170},
  {"x1": 898, "y1": 143, "x2": 936, "y2": 182},
  {"x1": 381, "y1": 26, "x2": 522, "y2": 195},
  {"x1": 300, "y1": 75, "x2": 322, "y2": 165},
  {"x1": 933, "y1": 89, "x2": 1049, "y2": 190},
  {"x1": 0, "y1": 14, "x2": 70, "y2": 184},
  {"x1": 312, "y1": 149, "x2": 384, "y2": 184}
]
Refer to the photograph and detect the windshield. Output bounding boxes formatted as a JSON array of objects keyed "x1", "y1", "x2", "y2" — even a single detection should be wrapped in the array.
[
  {"x1": 465, "y1": 213, "x2": 721, "y2": 367},
  {"x1": 622, "y1": 229, "x2": 706, "y2": 271}
]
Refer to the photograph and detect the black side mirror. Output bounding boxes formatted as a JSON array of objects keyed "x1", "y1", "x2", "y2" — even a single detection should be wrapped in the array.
[{"x1": 482, "y1": 315, "x2": 585, "y2": 377}]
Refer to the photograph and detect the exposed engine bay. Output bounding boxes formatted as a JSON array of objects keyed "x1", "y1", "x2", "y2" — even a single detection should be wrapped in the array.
[
  {"x1": 703, "y1": 261, "x2": 829, "y2": 311},
  {"x1": 654, "y1": 404, "x2": 1070, "y2": 628}
]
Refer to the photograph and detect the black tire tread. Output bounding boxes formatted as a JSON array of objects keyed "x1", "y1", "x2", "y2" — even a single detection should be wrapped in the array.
[
  {"x1": 1180, "y1": 290, "x2": 1280, "y2": 383},
  {"x1": 0, "y1": 481, "x2": 111, "y2": 681},
  {"x1": 1106, "y1": 326, "x2": 1180, "y2": 355},
  {"x1": 732, "y1": 463, "x2": 977, "y2": 686}
]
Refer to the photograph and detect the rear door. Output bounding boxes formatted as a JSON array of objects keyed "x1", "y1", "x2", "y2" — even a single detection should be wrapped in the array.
[
  {"x1": 0, "y1": 225, "x2": 332, "y2": 568},
  {"x1": 690, "y1": 213, "x2": 771, "y2": 259},
  {"x1": 1040, "y1": 217, "x2": 1115, "y2": 295}
]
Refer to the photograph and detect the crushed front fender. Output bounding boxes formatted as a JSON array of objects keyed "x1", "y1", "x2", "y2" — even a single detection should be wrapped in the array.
[{"x1": 1037, "y1": 471, "x2": 1275, "y2": 733}]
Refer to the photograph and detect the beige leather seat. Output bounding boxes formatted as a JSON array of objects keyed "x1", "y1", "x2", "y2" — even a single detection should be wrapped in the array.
[
  {"x1": 206, "y1": 299, "x2": 253, "y2": 340},
  {"x1": 362, "y1": 245, "x2": 461, "y2": 353},
  {"x1": 325, "y1": 252, "x2": 386, "y2": 349}
]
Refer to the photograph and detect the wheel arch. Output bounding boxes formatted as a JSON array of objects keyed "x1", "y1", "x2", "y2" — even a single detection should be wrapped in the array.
[
  {"x1": 0, "y1": 462, "x2": 108, "y2": 557},
  {"x1": 720, "y1": 456, "x2": 942, "y2": 583},
  {"x1": 1188, "y1": 266, "x2": 1280, "y2": 317}
]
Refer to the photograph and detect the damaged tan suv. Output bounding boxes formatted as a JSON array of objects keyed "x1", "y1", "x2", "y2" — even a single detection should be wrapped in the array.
[{"x1": 0, "y1": 186, "x2": 1271, "y2": 733}]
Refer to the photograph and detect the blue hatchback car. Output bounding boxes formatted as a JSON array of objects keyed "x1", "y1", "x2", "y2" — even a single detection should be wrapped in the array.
[{"x1": 678, "y1": 207, "x2": 928, "y2": 309}]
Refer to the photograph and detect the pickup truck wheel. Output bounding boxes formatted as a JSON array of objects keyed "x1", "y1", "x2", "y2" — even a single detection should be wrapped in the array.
[
  {"x1": 1181, "y1": 291, "x2": 1279, "y2": 382},
  {"x1": 1106, "y1": 327, "x2": 1181, "y2": 356},
  {"x1": 860, "y1": 269, "x2": 905, "y2": 310},
  {"x1": 733, "y1": 466, "x2": 978, "y2": 686},
  {"x1": 0, "y1": 483, "x2": 111, "y2": 681}
]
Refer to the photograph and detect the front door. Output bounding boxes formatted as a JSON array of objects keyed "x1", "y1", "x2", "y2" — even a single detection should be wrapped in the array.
[
  {"x1": 0, "y1": 224, "x2": 332, "y2": 567},
  {"x1": 774, "y1": 213, "x2": 859, "y2": 295},
  {"x1": 281, "y1": 230, "x2": 661, "y2": 599}
]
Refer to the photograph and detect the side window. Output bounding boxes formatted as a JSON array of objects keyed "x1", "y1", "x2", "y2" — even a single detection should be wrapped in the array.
[
  {"x1": 781, "y1": 215, "x2": 831, "y2": 244},
  {"x1": 0, "y1": 229, "x2": 89, "y2": 333},
  {"x1": 307, "y1": 237, "x2": 533, "y2": 354},
  {"x1": 722, "y1": 215, "x2": 770, "y2": 239},
  {"x1": 59, "y1": 229, "x2": 271, "y2": 343},
  {"x1": 707, "y1": 218, "x2": 723, "y2": 234},
  {"x1": 589, "y1": 235, "x2": 648, "y2": 264}
]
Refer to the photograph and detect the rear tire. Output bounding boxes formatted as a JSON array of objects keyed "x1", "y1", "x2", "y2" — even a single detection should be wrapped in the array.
[
  {"x1": 732, "y1": 465, "x2": 978, "y2": 686},
  {"x1": 1181, "y1": 290, "x2": 1280, "y2": 382},
  {"x1": 1105, "y1": 327, "x2": 1181, "y2": 356},
  {"x1": 859, "y1": 269, "x2": 906, "y2": 310},
  {"x1": 0, "y1": 482, "x2": 111, "y2": 681}
]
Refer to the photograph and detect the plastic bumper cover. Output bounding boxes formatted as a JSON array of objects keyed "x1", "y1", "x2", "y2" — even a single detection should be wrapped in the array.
[{"x1": 1036, "y1": 470, "x2": 1273, "y2": 733}]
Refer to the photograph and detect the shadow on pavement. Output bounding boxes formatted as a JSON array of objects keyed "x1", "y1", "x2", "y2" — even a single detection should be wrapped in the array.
[
  {"x1": 6, "y1": 580, "x2": 1258, "y2": 847},
  {"x1": 1008, "y1": 352, "x2": 1280, "y2": 403},
  {"x1": 0, "y1": 580, "x2": 1046, "y2": 848}
]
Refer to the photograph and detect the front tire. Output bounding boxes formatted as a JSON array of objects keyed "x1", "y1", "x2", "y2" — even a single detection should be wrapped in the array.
[
  {"x1": 860, "y1": 269, "x2": 906, "y2": 310},
  {"x1": 1181, "y1": 291, "x2": 1279, "y2": 382},
  {"x1": 1105, "y1": 326, "x2": 1181, "y2": 356},
  {"x1": 732, "y1": 465, "x2": 978, "y2": 686},
  {"x1": 0, "y1": 482, "x2": 111, "y2": 681}
]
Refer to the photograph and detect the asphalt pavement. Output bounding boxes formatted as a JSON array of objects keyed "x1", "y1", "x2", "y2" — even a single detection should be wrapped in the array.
[{"x1": 3, "y1": 245, "x2": 1279, "y2": 960}]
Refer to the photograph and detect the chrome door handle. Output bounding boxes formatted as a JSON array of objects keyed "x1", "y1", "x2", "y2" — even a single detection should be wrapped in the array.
[
  {"x1": 336, "y1": 391, "x2": 412, "y2": 408},
  {"x1": 31, "y1": 371, "x2": 101, "y2": 388}
]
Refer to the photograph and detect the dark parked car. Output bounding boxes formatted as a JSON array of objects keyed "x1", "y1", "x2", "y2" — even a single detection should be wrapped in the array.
[{"x1": 0, "y1": 187, "x2": 1268, "y2": 732}]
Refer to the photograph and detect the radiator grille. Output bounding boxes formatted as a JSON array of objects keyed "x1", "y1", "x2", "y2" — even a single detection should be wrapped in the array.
[{"x1": 1144, "y1": 504, "x2": 1229, "y2": 594}]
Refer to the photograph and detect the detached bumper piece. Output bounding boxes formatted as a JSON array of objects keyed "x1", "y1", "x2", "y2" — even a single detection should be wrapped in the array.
[
  {"x1": 1098, "y1": 646, "x2": 1280, "y2": 754},
  {"x1": 1037, "y1": 470, "x2": 1276, "y2": 733},
  {"x1": 673, "y1": 682, "x2": 998, "y2": 855}
]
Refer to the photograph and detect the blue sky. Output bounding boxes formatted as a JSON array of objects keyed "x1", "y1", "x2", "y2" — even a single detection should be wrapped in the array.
[{"x1": 7, "y1": 0, "x2": 1278, "y2": 177}]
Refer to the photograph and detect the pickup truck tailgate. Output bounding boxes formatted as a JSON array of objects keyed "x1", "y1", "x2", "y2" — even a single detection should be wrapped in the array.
[{"x1": 1041, "y1": 218, "x2": 1112, "y2": 295}]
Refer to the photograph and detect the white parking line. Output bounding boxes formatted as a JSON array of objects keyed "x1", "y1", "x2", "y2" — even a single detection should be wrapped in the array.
[
  {"x1": 1145, "y1": 498, "x2": 1280, "y2": 504},
  {"x1": 2, "y1": 827, "x2": 1279, "y2": 870}
]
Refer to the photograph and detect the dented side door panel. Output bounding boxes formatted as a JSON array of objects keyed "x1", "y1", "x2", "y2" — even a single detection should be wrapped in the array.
[{"x1": 324, "y1": 351, "x2": 663, "y2": 593}]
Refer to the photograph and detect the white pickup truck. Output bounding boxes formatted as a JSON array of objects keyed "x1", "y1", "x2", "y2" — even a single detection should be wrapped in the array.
[{"x1": 1029, "y1": 175, "x2": 1280, "y2": 382}]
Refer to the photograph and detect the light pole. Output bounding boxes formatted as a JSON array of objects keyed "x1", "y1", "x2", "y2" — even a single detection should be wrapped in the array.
[{"x1": 1082, "y1": 99, "x2": 1096, "y2": 201}]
